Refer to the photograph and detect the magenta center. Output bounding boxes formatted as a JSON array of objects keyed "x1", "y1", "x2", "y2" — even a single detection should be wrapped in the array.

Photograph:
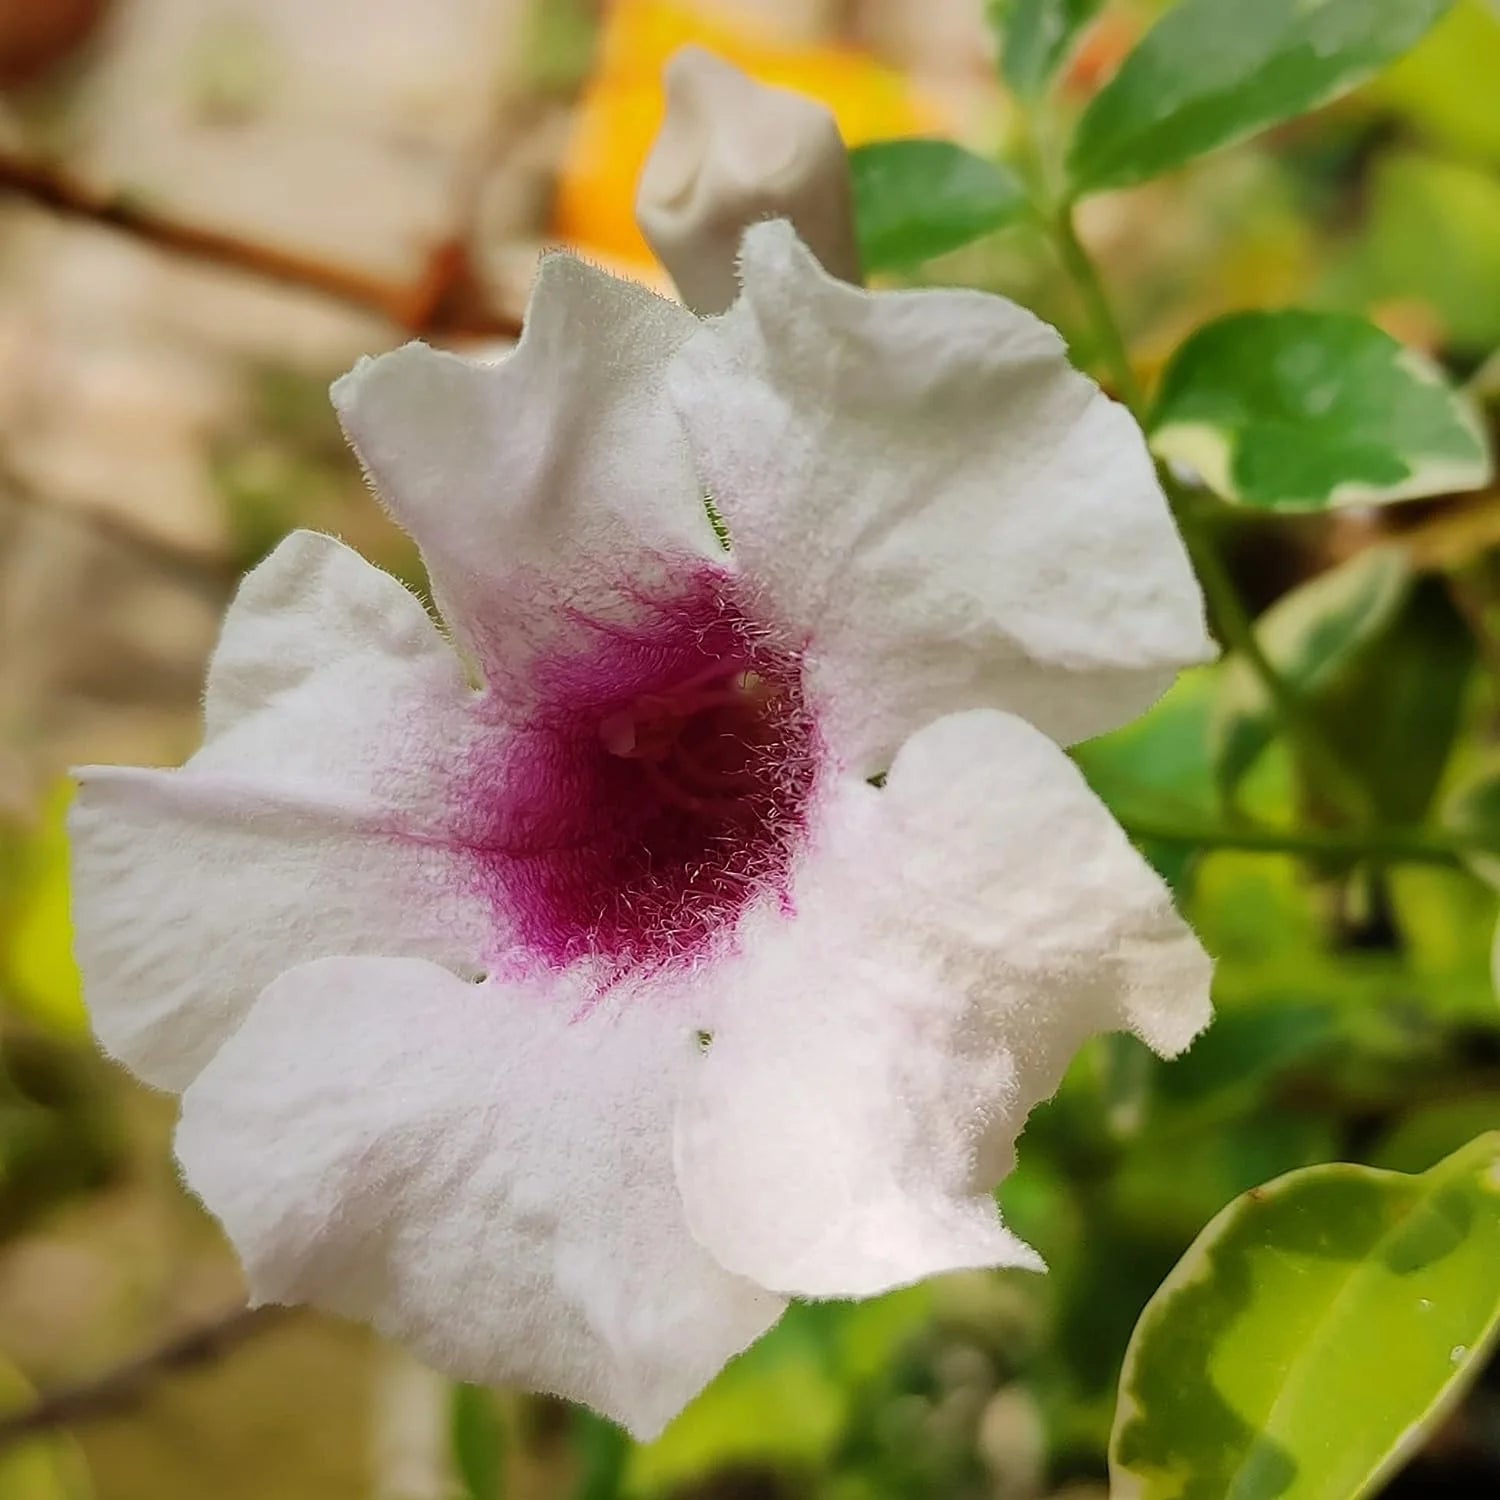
[{"x1": 456, "y1": 574, "x2": 819, "y2": 978}]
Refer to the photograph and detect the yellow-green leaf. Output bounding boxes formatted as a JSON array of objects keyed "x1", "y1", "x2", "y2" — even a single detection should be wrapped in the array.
[{"x1": 1112, "y1": 1134, "x2": 1500, "y2": 1499}]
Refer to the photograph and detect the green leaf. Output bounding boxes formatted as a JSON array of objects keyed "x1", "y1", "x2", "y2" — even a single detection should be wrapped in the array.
[
  {"x1": 1111, "y1": 1134, "x2": 1500, "y2": 1500},
  {"x1": 1075, "y1": 668, "x2": 1217, "y2": 815},
  {"x1": 989, "y1": 0, "x2": 1104, "y2": 98},
  {"x1": 848, "y1": 139, "x2": 1028, "y2": 272},
  {"x1": 1067, "y1": 0, "x2": 1454, "y2": 196},
  {"x1": 1211, "y1": 547, "x2": 1412, "y2": 797},
  {"x1": 449, "y1": 1383, "x2": 506, "y2": 1500},
  {"x1": 1151, "y1": 311, "x2": 1492, "y2": 511},
  {"x1": 627, "y1": 1292, "x2": 931, "y2": 1494},
  {"x1": 1207, "y1": 545, "x2": 1472, "y2": 823},
  {"x1": 1316, "y1": 576, "x2": 1474, "y2": 825},
  {"x1": 1214, "y1": 559, "x2": 1474, "y2": 821},
  {"x1": 1073, "y1": 667, "x2": 1217, "y2": 893}
]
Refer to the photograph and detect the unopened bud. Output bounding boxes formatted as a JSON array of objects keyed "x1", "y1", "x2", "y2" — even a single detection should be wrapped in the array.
[{"x1": 636, "y1": 46, "x2": 862, "y2": 316}]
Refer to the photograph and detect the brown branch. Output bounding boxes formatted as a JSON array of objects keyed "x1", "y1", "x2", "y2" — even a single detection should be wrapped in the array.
[
  {"x1": 0, "y1": 1304, "x2": 293, "y2": 1452},
  {"x1": 0, "y1": 150, "x2": 522, "y2": 341}
]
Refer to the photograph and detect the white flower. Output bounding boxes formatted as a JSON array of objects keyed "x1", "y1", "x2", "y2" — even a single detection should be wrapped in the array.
[
  {"x1": 70, "y1": 219, "x2": 1214, "y2": 1438},
  {"x1": 637, "y1": 46, "x2": 861, "y2": 314}
]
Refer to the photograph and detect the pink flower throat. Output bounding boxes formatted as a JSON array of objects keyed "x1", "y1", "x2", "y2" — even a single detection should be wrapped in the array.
[
  {"x1": 456, "y1": 573, "x2": 819, "y2": 979},
  {"x1": 598, "y1": 663, "x2": 786, "y2": 815}
]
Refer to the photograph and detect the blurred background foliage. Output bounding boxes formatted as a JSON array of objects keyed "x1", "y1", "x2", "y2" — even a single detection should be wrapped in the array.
[{"x1": 2, "y1": 0, "x2": 1500, "y2": 1496}]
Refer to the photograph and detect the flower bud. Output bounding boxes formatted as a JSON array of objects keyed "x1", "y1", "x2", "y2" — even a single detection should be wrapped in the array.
[{"x1": 636, "y1": 46, "x2": 861, "y2": 316}]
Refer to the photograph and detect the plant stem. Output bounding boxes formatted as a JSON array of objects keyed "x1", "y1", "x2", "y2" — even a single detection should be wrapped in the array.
[
  {"x1": 1050, "y1": 207, "x2": 1145, "y2": 412},
  {"x1": 1048, "y1": 200, "x2": 1371, "y2": 822},
  {"x1": 1116, "y1": 811, "x2": 1475, "y2": 867}
]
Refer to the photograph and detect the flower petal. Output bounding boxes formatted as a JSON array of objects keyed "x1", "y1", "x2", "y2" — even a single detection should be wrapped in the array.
[
  {"x1": 199, "y1": 527, "x2": 455, "y2": 744},
  {"x1": 70, "y1": 531, "x2": 492, "y2": 1091},
  {"x1": 176, "y1": 955, "x2": 784, "y2": 1438},
  {"x1": 331, "y1": 258, "x2": 724, "y2": 693},
  {"x1": 669, "y1": 220, "x2": 1213, "y2": 774},
  {"x1": 674, "y1": 708, "x2": 1211, "y2": 1298}
]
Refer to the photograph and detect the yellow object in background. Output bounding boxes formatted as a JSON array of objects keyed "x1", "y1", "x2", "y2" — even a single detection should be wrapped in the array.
[{"x1": 551, "y1": 0, "x2": 940, "y2": 272}]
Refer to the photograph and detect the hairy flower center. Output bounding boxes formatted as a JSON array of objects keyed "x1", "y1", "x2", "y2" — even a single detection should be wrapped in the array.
[
  {"x1": 598, "y1": 667, "x2": 783, "y2": 816},
  {"x1": 457, "y1": 575, "x2": 819, "y2": 981}
]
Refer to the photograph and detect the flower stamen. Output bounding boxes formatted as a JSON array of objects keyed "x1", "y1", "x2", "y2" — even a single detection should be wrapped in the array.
[{"x1": 600, "y1": 667, "x2": 782, "y2": 817}]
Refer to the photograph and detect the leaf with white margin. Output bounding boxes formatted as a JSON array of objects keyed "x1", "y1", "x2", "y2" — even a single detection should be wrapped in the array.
[
  {"x1": 1151, "y1": 311, "x2": 1491, "y2": 511},
  {"x1": 848, "y1": 140, "x2": 1029, "y2": 272},
  {"x1": 1067, "y1": 0, "x2": 1454, "y2": 196},
  {"x1": 1111, "y1": 1134, "x2": 1500, "y2": 1500}
]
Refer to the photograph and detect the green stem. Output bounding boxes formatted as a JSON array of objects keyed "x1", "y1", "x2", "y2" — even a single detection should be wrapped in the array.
[
  {"x1": 1116, "y1": 812, "x2": 1473, "y2": 867},
  {"x1": 1050, "y1": 207, "x2": 1145, "y2": 412},
  {"x1": 1047, "y1": 200, "x2": 1371, "y2": 823}
]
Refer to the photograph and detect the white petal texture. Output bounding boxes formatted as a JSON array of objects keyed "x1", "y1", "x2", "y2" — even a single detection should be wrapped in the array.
[
  {"x1": 70, "y1": 217, "x2": 1216, "y2": 1438},
  {"x1": 331, "y1": 255, "x2": 722, "y2": 696},
  {"x1": 70, "y1": 532, "x2": 493, "y2": 1091},
  {"x1": 670, "y1": 221, "x2": 1214, "y2": 777},
  {"x1": 176, "y1": 955, "x2": 783, "y2": 1438},
  {"x1": 673, "y1": 709, "x2": 1211, "y2": 1297}
]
